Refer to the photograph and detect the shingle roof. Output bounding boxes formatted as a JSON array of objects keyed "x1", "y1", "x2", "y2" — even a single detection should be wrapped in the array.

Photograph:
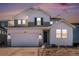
[
  {"x1": 13, "y1": 7, "x2": 51, "y2": 18},
  {"x1": 51, "y1": 19, "x2": 75, "y2": 28}
]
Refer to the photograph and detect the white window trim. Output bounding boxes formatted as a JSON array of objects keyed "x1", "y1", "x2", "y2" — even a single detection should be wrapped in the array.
[
  {"x1": 56, "y1": 29, "x2": 68, "y2": 39},
  {"x1": 18, "y1": 20, "x2": 21, "y2": 24},
  {"x1": 22, "y1": 20, "x2": 26, "y2": 24},
  {"x1": 37, "y1": 18, "x2": 41, "y2": 25},
  {"x1": 62, "y1": 29, "x2": 67, "y2": 39},
  {"x1": 56, "y1": 29, "x2": 62, "y2": 39}
]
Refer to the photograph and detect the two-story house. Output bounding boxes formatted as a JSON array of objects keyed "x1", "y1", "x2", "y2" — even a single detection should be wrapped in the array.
[{"x1": 7, "y1": 8, "x2": 75, "y2": 47}]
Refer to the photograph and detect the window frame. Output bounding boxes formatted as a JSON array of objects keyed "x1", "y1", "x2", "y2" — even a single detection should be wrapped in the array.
[
  {"x1": 37, "y1": 18, "x2": 41, "y2": 25},
  {"x1": 56, "y1": 29, "x2": 62, "y2": 39},
  {"x1": 62, "y1": 29, "x2": 67, "y2": 39},
  {"x1": 56, "y1": 29, "x2": 68, "y2": 39},
  {"x1": 22, "y1": 20, "x2": 26, "y2": 24},
  {"x1": 18, "y1": 20, "x2": 21, "y2": 25},
  {"x1": 35, "y1": 17, "x2": 43, "y2": 26}
]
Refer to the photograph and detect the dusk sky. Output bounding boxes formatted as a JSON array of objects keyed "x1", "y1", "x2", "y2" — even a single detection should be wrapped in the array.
[{"x1": 0, "y1": 3, "x2": 79, "y2": 23}]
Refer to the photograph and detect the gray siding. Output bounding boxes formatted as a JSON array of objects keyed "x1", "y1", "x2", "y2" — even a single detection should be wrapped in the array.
[
  {"x1": 14, "y1": 9, "x2": 50, "y2": 24},
  {"x1": 50, "y1": 21, "x2": 73, "y2": 46},
  {"x1": 7, "y1": 27, "x2": 49, "y2": 46}
]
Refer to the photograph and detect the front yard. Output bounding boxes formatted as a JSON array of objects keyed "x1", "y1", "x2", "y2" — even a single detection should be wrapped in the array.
[{"x1": 0, "y1": 47, "x2": 79, "y2": 56}]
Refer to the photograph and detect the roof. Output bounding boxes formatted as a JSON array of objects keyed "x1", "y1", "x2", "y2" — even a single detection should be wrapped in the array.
[
  {"x1": 71, "y1": 23, "x2": 79, "y2": 25},
  {"x1": 51, "y1": 19, "x2": 75, "y2": 28},
  {"x1": 13, "y1": 7, "x2": 51, "y2": 18}
]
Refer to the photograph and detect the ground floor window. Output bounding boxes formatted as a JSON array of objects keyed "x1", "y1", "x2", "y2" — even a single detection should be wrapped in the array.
[
  {"x1": 62, "y1": 29, "x2": 67, "y2": 38},
  {"x1": 56, "y1": 29, "x2": 67, "y2": 39},
  {"x1": 56, "y1": 29, "x2": 61, "y2": 39}
]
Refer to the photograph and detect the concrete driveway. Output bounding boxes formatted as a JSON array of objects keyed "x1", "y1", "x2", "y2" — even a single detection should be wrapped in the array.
[
  {"x1": 0, "y1": 47, "x2": 38, "y2": 56},
  {"x1": 0, "y1": 47, "x2": 79, "y2": 56}
]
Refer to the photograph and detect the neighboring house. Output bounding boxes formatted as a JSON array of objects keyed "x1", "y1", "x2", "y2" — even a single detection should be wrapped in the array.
[
  {"x1": 72, "y1": 23, "x2": 79, "y2": 47},
  {"x1": 0, "y1": 26, "x2": 7, "y2": 47},
  {"x1": 0, "y1": 21, "x2": 8, "y2": 28},
  {"x1": 7, "y1": 8, "x2": 75, "y2": 47}
]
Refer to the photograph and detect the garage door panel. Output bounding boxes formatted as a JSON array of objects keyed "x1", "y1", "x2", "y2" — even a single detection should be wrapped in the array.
[{"x1": 11, "y1": 31, "x2": 40, "y2": 46}]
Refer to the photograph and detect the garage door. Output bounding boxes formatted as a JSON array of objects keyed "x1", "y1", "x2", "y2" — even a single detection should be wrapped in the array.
[{"x1": 11, "y1": 30, "x2": 40, "y2": 47}]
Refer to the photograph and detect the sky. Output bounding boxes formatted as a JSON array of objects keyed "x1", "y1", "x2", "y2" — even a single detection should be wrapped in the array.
[{"x1": 0, "y1": 3, "x2": 79, "y2": 23}]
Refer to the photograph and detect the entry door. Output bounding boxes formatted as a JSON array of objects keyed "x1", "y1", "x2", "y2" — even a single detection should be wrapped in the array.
[{"x1": 43, "y1": 30, "x2": 50, "y2": 44}]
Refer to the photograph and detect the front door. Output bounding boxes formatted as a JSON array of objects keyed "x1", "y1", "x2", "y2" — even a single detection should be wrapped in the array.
[{"x1": 43, "y1": 30, "x2": 50, "y2": 44}]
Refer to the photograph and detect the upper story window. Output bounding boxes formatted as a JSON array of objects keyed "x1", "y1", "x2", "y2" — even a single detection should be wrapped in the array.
[
  {"x1": 18, "y1": 20, "x2": 21, "y2": 24},
  {"x1": 18, "y1": 20, "x2": 26, "y2": 25},
  {"x1": 35, "y1": 17, "x2": 43, "y2": 26},
  {"x1": 37, "y1": 18, "x2": 41, "y2": 25},
  {"x1": 22, "y1": 20, "x2": 26, "y2": 24},
  {"x1": 8, "y1": 20, "x2": 14, "y2": 26}
]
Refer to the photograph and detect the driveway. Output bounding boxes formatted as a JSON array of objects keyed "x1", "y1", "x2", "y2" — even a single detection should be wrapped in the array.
[{"x1": 0, "y1": 47, "x2": 79, "y2": 56}]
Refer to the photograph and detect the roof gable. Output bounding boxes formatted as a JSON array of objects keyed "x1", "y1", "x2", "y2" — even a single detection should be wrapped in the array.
[
  {"x1": 13, "y1": 8, "x2": 50, "y2": 18},
  {"x1": 51, "y1": 20, "x2": 75, "y2": 28}
]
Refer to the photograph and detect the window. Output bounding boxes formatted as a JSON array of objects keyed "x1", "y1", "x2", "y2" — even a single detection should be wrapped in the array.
[
  {"x1": 56, "y1": 29, "x2": 61, "y2": 39},
  {"x1": 18, "y1": 20, "x2": 21, "y2": 24},
  {"x1": 22, "y1": 20, "x2": 26, "y2": 24},
  {"x1": 37, "y1": 18, "x2": 41, "y2": 25},
  {"x1": 62, "y1": 29, "x2": 67, "y2": 38},
  {"x1": 56, "y1": 29, "x2": 67, "y2": 39},
  {"x1": 8, "y1": 20, "x2": 14, "y2": 26},
  {"x1": 35, "y1": 17, "x2": 43, "y2": 26},
  {"x1": 18, "y1": 20, "x2": 26, "y2": 25}
]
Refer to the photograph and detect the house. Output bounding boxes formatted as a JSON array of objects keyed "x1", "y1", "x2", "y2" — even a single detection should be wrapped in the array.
[
  {"x1": 7, "y1": 8, "x2": 51, "y2": 47},
  {"x1": 0, "y1": 26, "x2": 7, "y2": 47},
  {"x1": 0, "y1": 20, "x2": 8, "y2": 28},
  {"x1": 7, "y1": 8, "x2": 75, "y2": 47},
  {"x1": 72, "y1": 23, "x2": 79, "y2": 47}
]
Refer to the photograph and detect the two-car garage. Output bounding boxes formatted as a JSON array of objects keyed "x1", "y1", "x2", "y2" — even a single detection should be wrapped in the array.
[{"x1": 7, "y1": 27, "x2": 42, "y2": 47}]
